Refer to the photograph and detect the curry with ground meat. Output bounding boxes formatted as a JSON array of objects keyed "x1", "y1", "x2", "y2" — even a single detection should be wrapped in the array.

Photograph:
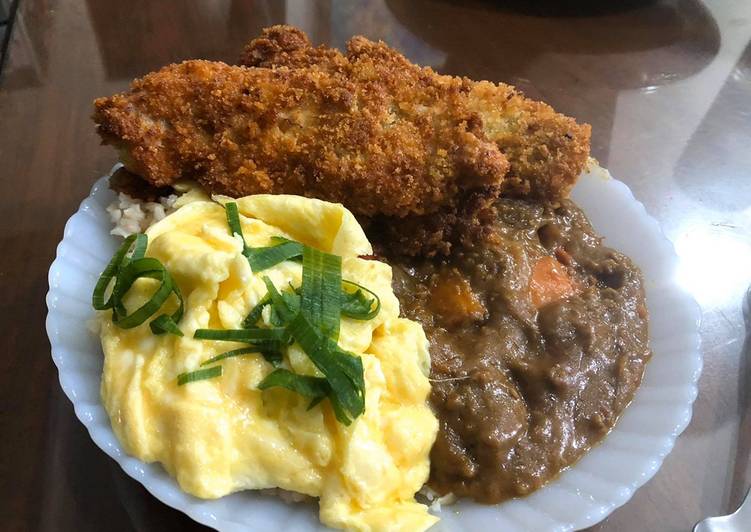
[{"x1": 390, "y1": 198, "x2": 650, "y2": 503}]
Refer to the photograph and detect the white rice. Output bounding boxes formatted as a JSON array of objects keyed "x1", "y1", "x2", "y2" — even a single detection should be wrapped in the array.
[{"x1": 106, "y1": 192, "x2": 178, "y2": 237}]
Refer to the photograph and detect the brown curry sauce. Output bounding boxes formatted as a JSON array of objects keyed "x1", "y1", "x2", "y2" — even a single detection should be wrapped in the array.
[{"x1": 388, "y1": 198, "x2": 650, "y2": 503}]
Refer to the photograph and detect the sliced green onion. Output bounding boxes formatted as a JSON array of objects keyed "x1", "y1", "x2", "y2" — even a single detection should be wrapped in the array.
[
  {"x1": 286, "y1": 311, "x2": 364, "y2": 425},
  {"x1": 194, "y1": 327, "x2": 288, "y2": 361},
  {"x1": 92, "y1": 234, "x2": 147, "y2": 310},
  {"x1": 328, "y1": 393, "x2": 354, "y2": 425},
  {"x1": 326, "y1": 341, "x2": 365, "y2": 392},
  {"x1": 245, "y1": 240, "x2": 304, "y2": 272},
  {"x1": 341, "y1": 280, "x2": 381, "y2": 320},
  {"x1": 111, "y1": 258, "x2": 175, "y2": 329},
  {"x1": 281, "y1": 290, "x2": 301, "y2": 317},
  {"x1": 269, "y1": 305, "x2": 283, "y2": 327},
  {"x1": 150, "y1": 314, "x2": 183, "y2": 336},
  {"x1": 243, "y1": 294, "x2": 270, "y2": 328},
  {"x1": 307, "y1": 395, "x2": 325, "y2": 411},
  {"x1": 261, "y1": 276, "x2": 298, "y2": 324},
  {"x1": 225, "y1": 202, "x2": 304, "y2": 272},
  {"x1": 258, "y1": 368, "x2": 329, "y2": 399},
  {"x1": 201, "y1": 347, "x2": 258, "y2": 366},
  {"x1": 183, "y1": 228, "x2": 373, "y2": 424},
  {"x1": 193, "y1": 327, "x2": 288, "y2": 344},
  {"x1": 93, "y1": 233, "x2": 184, "y2": 334},
  {"x1": 177, "y1": 365, "x2": 222, "y2": 385},
  {"x1": 246, "y1": 280, "x2": 297, "y2": 367},
  {"x1": 150, "y1": 278, "x2": 184, "y2": 335},
  {"x1": 225, "y1": 202, "x2": 247, "y2": 248},
  {"x1": 130, "y1": 233, "x2": 148, "y2": 260},
  {"x1": 269, "y1": 236, "x2": 295, "y2": 245},
  {"x1": 200, "y1": 346, "x2": 280, "y2": 367},
  {"x1": 301, "y1": 246, "x2": 342, "y2": 339}
]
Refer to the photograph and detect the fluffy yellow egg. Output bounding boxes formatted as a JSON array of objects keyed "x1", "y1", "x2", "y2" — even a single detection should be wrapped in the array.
[{"x1": 98, "y1": 194, "x2": 439, "y2": 531}]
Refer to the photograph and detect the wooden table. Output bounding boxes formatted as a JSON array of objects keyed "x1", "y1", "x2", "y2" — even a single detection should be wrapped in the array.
[{"x1": 2, "y1": 1, "x2": 749, "y2": 530}]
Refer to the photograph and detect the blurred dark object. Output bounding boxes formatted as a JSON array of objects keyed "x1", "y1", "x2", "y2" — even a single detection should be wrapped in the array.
[
  {"x1": 386, "y1": 0, "x2": 719, "y2": 89},
  {"x1": 1, "y1": 0, "x2": 50, "y2": 89},
  {"x1": 0, "y1": 0, "x2": 11, "y2": 22},
  {"x1": 0, "y1": 0, "x2": 19, "y2": 78},
  {"x1": 0, "y1": 26, "x2": 7, "y2": 58},
  {"x1": 454, "y1": 0, "x2": 659, "y2": 17}
]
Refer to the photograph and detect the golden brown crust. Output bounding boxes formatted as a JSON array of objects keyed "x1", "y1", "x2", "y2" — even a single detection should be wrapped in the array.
[
  {"x1": 241, "y1": 26, "x2": 591, "y2": 202},
  {"x1": 364, "y1": 189, "x2": 500, "y2": 258},
  {"x1": 93, "y1": 56, "x2": 509, "y2": 218},
  {"x1": 465, "y1": 82, "x2": 591, "y2": 200},
  {"x1": 239, "y1": 25, "x2": 346, "y2": 72},
  {"x1": 93, "y1": 25, "x2": 590, "y2": 255}
]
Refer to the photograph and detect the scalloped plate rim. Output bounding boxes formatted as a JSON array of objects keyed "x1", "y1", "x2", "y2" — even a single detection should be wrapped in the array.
[{"x1": 45, "y1": 165, "x2": 702, "y2": 532}]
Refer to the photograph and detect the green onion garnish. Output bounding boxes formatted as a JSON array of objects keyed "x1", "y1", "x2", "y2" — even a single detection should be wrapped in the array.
[
  {"x1": 306, "y1": 395, "x2": 326, "y2": 411},
  {"x1": 225, "y1": 202, "x2": 246, "y2": 245},
  {"x1": 110, "y1": 258, "x2": 173, "y2": 329},
  {"x1": 194, "y1": 327, "x2": 288, "y2": 344},
  {"x1": 92, "y1": 233, "x2": 147, "y2": 310},
  {"x1": 341, "y1": 280, "x2": 380, "y2": 320},
  {"x1": 225, "y1": 202, "x2": 305, "y2": 272},
  {"x1": 201, "y1": 213, "x2": 374, "y2": 424},
  {"x1": 243, "y1": 293, "x2": 270, "y2": 328},
  {"x1": 301, "y1": 246, "x2": 342, "y2": 339},
  {"x1": 285, "y1": 312, "x2": 364, "y2": 425},
  {"x1": 261, "y1": 276, "x2": 299, "y2": 324},
  {"x1": 281, "y1": 290, "x2": 301, "y2": 317},
  {"x1": 93, "y1": 233, "x2": 183, "y2": 335},
  {"x1": 258, "y1": 368, "x2": 329, "y2": 400},
  {"x1": 177, "y1": 365, "x2": 222, "y2": 385},
  {"x1": 150, "y1": 314, "x2": 184, "y2": 336},
  {"x1": 245, "y1": 240, "x2": 304, "y2": 272},
  {"x1": 198, "y1": 344, "x2": 280, "y2": 367},
  {"x1": 150, "y1": 277, "x2": 184, "y2": 335},
  {"x1": 262, "y1": 276, "x2": 287, "y2": 320},
  {"x1": 200, "y1": 347, "x2": 259, "y2": 366},
  {"x1": 95, "y1": 208, "x2": 377, "y2": 424}
]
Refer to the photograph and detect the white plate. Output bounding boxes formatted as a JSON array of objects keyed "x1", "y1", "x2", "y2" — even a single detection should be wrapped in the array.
[{"x1": 46, "y1": 165, "x2": 702, "y2": 532}]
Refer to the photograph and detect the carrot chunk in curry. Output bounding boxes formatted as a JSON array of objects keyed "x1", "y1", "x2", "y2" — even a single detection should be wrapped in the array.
[
  {"x1": 529, "y1": 256, "x2": 578, "y2": 308},
  {"x1": 429, "y1": 268, "x2": 486, "y2": 327}
]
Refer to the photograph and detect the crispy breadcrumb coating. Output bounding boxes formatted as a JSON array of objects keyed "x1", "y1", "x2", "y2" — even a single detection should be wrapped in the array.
[
  {"x1": 241, "y1": 26, "x2": 591, "y2": 201},
  {"x1": 94, "y1": 58, "x2": 509, "y2": 218},
  {"x1": 364, "y1": 190, "x2": 500, "y2": 258},
  {"x1": 93, "y1": 26, "x2": 590, "y2": 255}
]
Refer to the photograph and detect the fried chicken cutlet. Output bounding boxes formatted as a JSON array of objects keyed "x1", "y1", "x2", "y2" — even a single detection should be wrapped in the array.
[
  {"x1": 94, "y1": 59, "x2": 509, "y2": 219},
  {"x1": 240, "y1": 26, "x2": 591, "y2": 201},
  {"x1": 93, "y1": 26, "x2": 589, "y2": 255}
]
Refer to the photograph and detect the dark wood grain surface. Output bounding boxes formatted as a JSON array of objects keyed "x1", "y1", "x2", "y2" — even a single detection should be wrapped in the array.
[{"x1": 1, "y1": 1, "x2": 749, "y2": 531}]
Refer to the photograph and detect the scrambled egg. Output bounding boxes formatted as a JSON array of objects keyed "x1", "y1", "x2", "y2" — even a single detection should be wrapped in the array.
[{"x1": 98, "y1": 194, "x2": 439, "y2": 531}]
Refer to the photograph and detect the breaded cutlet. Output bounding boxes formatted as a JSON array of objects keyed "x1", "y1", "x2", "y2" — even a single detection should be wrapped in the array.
[
  {"x1": 241, "y1": 25, "x2": 591, "y2": 201},
  {"x1": 93, "y1": 25, "x2": 590, "y2": 255},
  {"x1": 94, "y1": 58, "x2": 509, "y2": 219}
]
